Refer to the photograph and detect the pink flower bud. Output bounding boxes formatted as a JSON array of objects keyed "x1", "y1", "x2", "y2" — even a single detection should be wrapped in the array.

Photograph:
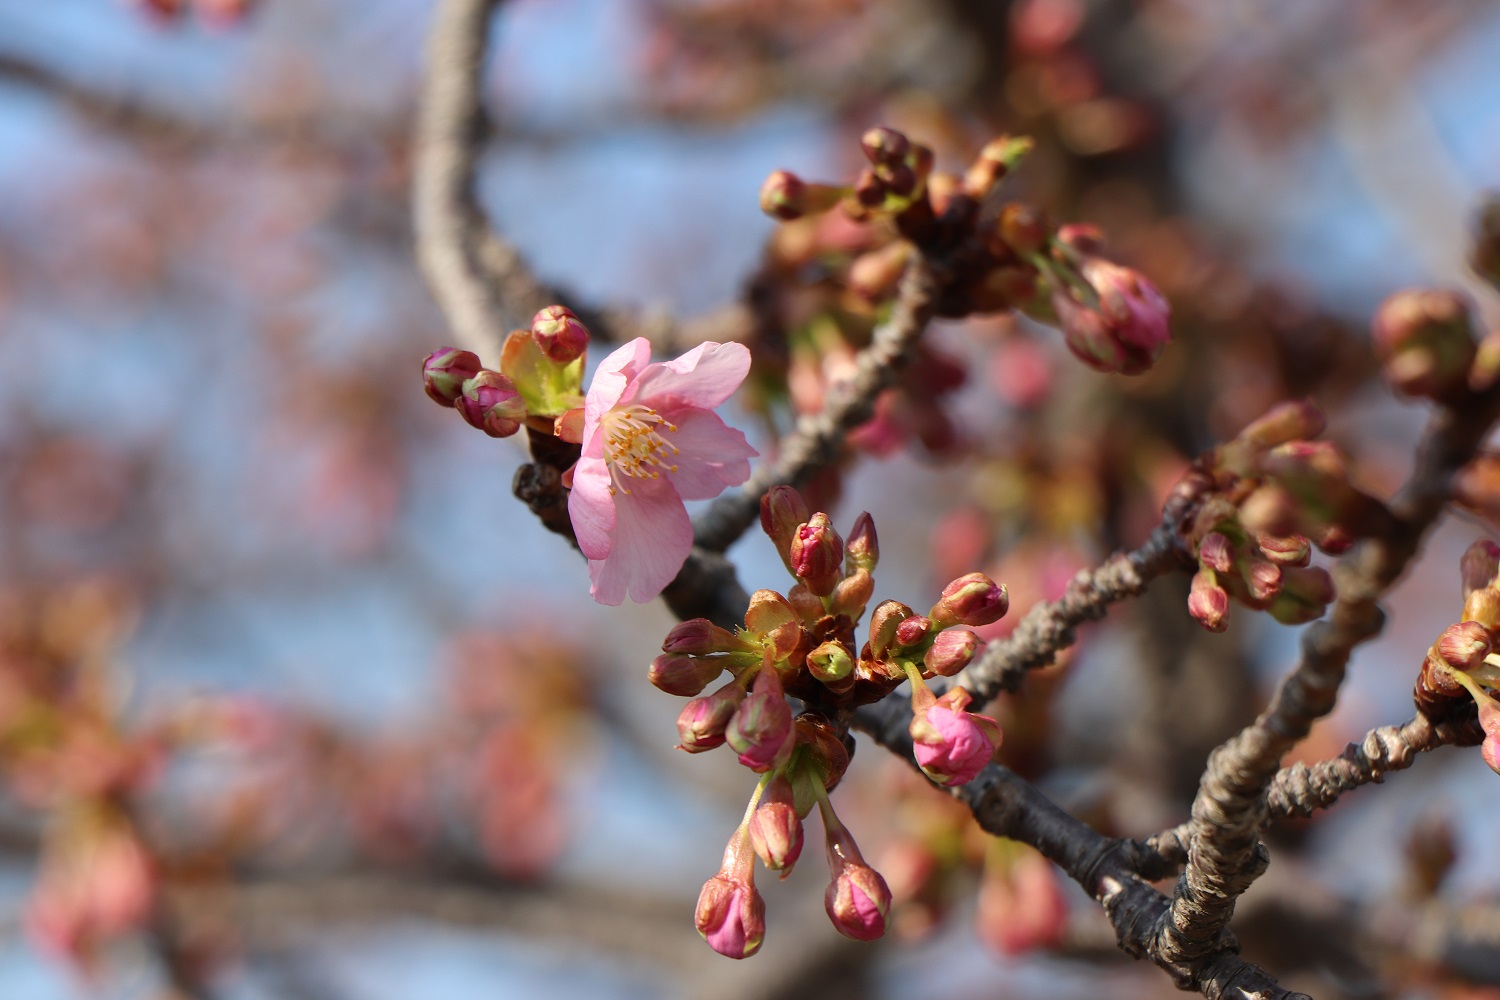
[
  {"x1": 795, "y1": 714, "x2": 851, "y2": 793},
  {"x1": 845, "y1": 512, "x2": 879, "y2": 573},
  {"x1": 910, "y1": 686, "x2": 1002, "y2": 787},
  {"x1": 825, "y1": 861, "x2": 892, "y2": 942},
  {"x1": 1477, "y1": 697, "x2": 1500, "y2": 777},
  {"x1": 1372, "y1": 289, "x2": 1476, "y2": 400},
  {"x1": 930, "y1": 573, "x2": 1009, "y2": 629},
  {"x1": 1256, "y1": 532, "x2": 1312, "y2": 568},
  {"x1": 869, "y1": 600, "x2": 915, "y2": 660},
  {"x1": 996, "y1": 201, "x2": 1047, "y2": 255},
  {"x1": 760, "y1": 169, "x2": 806, "y2": 220},
  {"x1": 649, "y1": 654, "x2": 725, "y2": 697},
  {"x1": 726, "y1": 669, "x2": 795, "y2": 773},
  {"x1": 894, "y1": 615, "x2": 931, "y2": 649},
  {"x1": 1438, "y1": 621, "x2": 1491, "y2": 672},
  {"x1": 456, "y1": 371, "x2": 527, "y2": 438},
  {"x1": 1242, "y1": 559, "x2": 1282, "y2": 607},
  {"x1": 1188, "y1": 570, "x2": 1230, "y2": 632},
  {"x1": 860, "y1": 126, "x2": 910, "y2": 166},
  {"x1": 975, "y1": 845, "x2": 1067, "y2": 956},
  {"x1": 696, "y1": 833, "x2": 765, "y2": 960},
  {"x1": 748, "y1": 778, "x2": 803, "y2": 875},
  {"x1": 422, "y1": 347, "x2": 482, "y2": 407},
  {"x1": 925, "y1": 627, "x2": 980, "y2": 677},
  {"x1": 1268, "y1": 566, "x2": 1336, "y2": 626},
  {"x1": 676, "y1": 680, "x2": 746, "y2": 753},
  {"x1": 790, "y1": 513, "x2": 845, "y2": 597},
  {"x1": 1198, "y1": 532, "x2": 1234, "y2": 573},
  {"x1": 1051, "y1": 259, "x2": 1171, "y2": 376},
  {"x1": 1463, "y1": 540, "x2": 1500, "y2": 597},
  {"x1": 760, "y1": 487, "x2": 810, "y2": 569},
  {"x1": 806, "y1": 641, "x2": 854, "y2": 684},
  {"x1": 530, "y1": 305, "x2": 590, "y2": 364},
  {"x1": 1465, "y1": 587, "x2": 1500, "y2": 630},
  {"x1": 663, "y1": 619, "x2": 751, "y2": 657}
]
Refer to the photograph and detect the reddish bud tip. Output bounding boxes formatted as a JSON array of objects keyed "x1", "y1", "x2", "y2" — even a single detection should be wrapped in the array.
[
  {"x1": 530, "y1": 305, "x2": 590, "y2": 364},
  {"x1": 925, "y1": 627, "x2": 980, "y2": 676},
  {"x1": 930, "y1": 573, "x2": 1009, "y2": 629},
  {"x1": 760, "y1": 487, "x2": 811, "y2": 569},
  {"x1": 1462, "y1": 540, "x2": 1500, "y2": 598},
  {"x1": 825, "y1": 861, "x2": 892, "y2": 942},
  {"x1": 860, "y1": 127, "x2": 910, "y2": 167},
  {"x1": 1198, "y1": 532, "x2": 1235, "y2": 574},
  {"x1": 790, "y1": 514, "x2": 845, "y2": 597},
  {"x1": 1188, "y1": 570, "x2": 1230, "y2": 632},
  {"x1": 696, "y1": 874, "x2": 765, "y2": 959},
  {"x1": 726, "y1": 669, "x2": 795, "y2": 773},
  {"x1": 456, "y1": 371, "x2": 527, "y2": 437},
  {"x1": 648, "y1": 654, "x2": 726, "y2": 697},
  {"x1": 1438, "y1": 621, "x2": 1492, "y2": 672},
  {"x1": 909, "y1": 687, "x2": 1002, "y2": 786},
  {"x1": 676, "y1": 681, "x2": 746, "y2": 753},
  {"x1": 422, "y1": 347, "x2": 482, "y2": 407}
]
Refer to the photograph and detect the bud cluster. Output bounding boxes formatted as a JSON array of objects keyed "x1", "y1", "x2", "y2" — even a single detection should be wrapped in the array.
[
  {"x1": 1371, "y1": 289, "x2": 1478, "y2": 402},
  {"x1": 1167, "y1": 399, "x2": 1392, "y2": 632},
  {"x1": 659, "y1": 486, "x2": 1010, "y2": 956},
  {"x1": 421, "y1": 306, "x2": 590, "y2": 440},
  {"x1": 755, "y1": 126, "x2": 1171, "y2": 381},
  {"x1": 1412, "y1": 540, "x2": 1500, "y2": 773}
]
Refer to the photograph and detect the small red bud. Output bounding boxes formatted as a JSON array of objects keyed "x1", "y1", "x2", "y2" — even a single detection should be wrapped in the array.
[
  {"x1": 790, "y1": 514, "x2": 845, "y2": 597},
  {"x1": 456, "y1": 371, "x2": 527, "y2": 437},
  {"x1": 860, "y1": 127, "x2": 910, "y2": 166},
  {"x1": 1437, "y1": 621, "x2": 1492, "y2": 672},
  {"x1": 530, "y1": 305, "x2": 589, "y2": 364},
  {"x1": 760, "y1": 487, "x2": 811, "y2": 570},
  {"x1": 930, "y1": 573, "x2": 1009, "y2": 629},
  {"x1": 1372, "y1": 289, "x2": 1476, "y2": 400},
  {"x1": 925, "y1": 627, "x2": 980, "y2": 677},
  {"x1": 649, "y1": 654, "x2": 725, "y2": 697},
  {"x1": 422, "y1": 347, "x2": 482, "y2": 407},
  {"x1": 1188, "y1": 570, "x2": 1230, "y2": 632}
]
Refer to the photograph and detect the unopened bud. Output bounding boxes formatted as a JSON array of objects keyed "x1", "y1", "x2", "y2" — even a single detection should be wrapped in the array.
[
  {"x1": 1238, "y1": 399, "x2": 1326, "y2": 451},
  {"x1": 930, "y1": 573, "x2": 1009, "y2": 629},
  {"x1": 860, "y1": 126, "x2": 910, "y2": 167},
  {"x1": 845, "y1": 512, "x2": 879, "y2": 573},
  {"x1": 726, "y1": 669, "x2": 795, "y2": 773},
  {"x1": 996, "y1": 202, "x2": 1047, "y2": 256},
  {"x1": 1462, "y1": 540, "x2": 1500, "y2": 597},
  {"x1": 530, "y1": 305, "x2": 589, "y2": 364},
  {"x1": 422, "y1": 347, "x2": 482, "y2": 407},
  {"x1": 825, "y1": 861, "x2": 892, "y2": 942},
  {"x1": 806, "y1": 641, "x2": 854, "y2": 684},
  {"x1": 1242, "y1": 559, "x2": 1282, "y2": 607},
  {"x1": 869, "y1": 600, "x2": 914, "y2": 660},
  {"x1": 745, "y1": 589, "x2": 798, "y2": 640},
  {"x1": 925, "y1": 627, "x2": 980, "y2": 676},
  {"x1": 1188, "y1": 570, "x2": 1230, "y2": 632},
  {"x1": 456, "y1": 371, "x2": 527, "y2": 437},
  {"x1": 1438, "y1": 621, "x2": 1491, "y2": 672},
  {"x1": 677, "y1": 680, "x2": 746, "y2": 753},
  {"x1": 910, "y1": 686, "x2": 1002, "y2": 787},
  {"x1": 758, "y1": 170, "x2": 844, "y2": 221},
  {"x1": 894, "y1": 615, "x2": 931, "y2": 649},
  {"x1": 664, "y1": 619, "x2": 751, "y2": 657},
  {"x1": 964, "y1": 136, "x2": 1035, "y2": 198},
  {"x1": 828, "y1": 570, "x2": 874, "y2": 620},
  {"x1": 1198, "y1": 532, "x2": 1234, "y2": 573},
  {"x1": 794, "y1": 714, "x2": 851, "y2": 794},
  {"x1": 1256, "y1": 533, "x2": 1312, "y2": 567},
  {"x1": 1372, "y1": 289, "x2": 1477, "y2": 400},
  {"x1": 791, "y1": 514, "x2": 845, "y2": 597},
  {"x1": 760, "y1": 487, "x2": 810, "y2": 570},
  {"x1": 852, "y1": 168, "x2": 886, "y2": 208},
  {"x1": 748, "y1": 778, "x2": 803, "y2": 875},
  {"x1": 1465, "y1": 587, "x2": 1500, "y2": 629},
  {"x1": 1268, "y1": 566, "x2": 1336, "y2": 626},
  {"x1": 649, "y1": 654, "x2": 725, "y2": 697},
  {"x1": 696, "y1": 857, "x2": 765, "y2": 959}
]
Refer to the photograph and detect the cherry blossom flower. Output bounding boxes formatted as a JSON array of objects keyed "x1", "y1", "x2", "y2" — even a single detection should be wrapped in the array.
[{"x1": 568, "y1": 337, "x2": 757, "y2": 605}]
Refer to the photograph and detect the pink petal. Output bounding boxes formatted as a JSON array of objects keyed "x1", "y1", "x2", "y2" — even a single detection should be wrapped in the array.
[
  {"x1": 662, "y1": 407, "x2": 758, "y2": 500},
  {"x1": 632, "y1": 341, "x2": 751, "y2": 412},
  {"x1": 586, "y1": 477, "x2": 692, "y2": 604},
  {"x1": 582, "y1": 338, "x2": 654, "y2": 457},
  {"x1": 567, "y1": 457, "x2": 616, "y2": 560}
]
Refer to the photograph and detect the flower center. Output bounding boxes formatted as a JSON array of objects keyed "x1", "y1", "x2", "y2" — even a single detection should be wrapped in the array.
[{"x1": 602, "y1": 405, "x2": 679, "y2": 494}]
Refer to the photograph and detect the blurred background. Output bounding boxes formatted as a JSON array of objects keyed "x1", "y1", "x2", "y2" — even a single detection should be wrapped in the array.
[{"x1": 1, "y1": 1, "x2": 1499, "y2": 998}]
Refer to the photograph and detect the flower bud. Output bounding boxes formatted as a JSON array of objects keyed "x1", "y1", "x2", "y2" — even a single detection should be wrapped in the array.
[
  {"x1": 1238, "y1": 399, "x2": 1326, "y2": 451},
  {"x1": 790, "y1": 514, "x2": 845, "y2": 597},
  {"x1": 995, "y1": 201, "x2": 1047, "y2": 255},
  {"x1": 860, "y1": 126, "x2": 910, "y2": 166},
  {"x1": 758, "y1": 171, "x2": 844, "y2": 221},
  {"x1": 1465, "y1": 587, "x2": 1500, "y2": 630},
  {"x1": 1241, "y1": 559, "x2": 1282, "y2": 607},
  {"x1": 696, "y1": 834, "x2": 766, "y2": 960},
  {"x1": 825, "y1": 861, "x2": 892, "y2": 942},
  {"x1": 806, "y1": 641, "x2": 854, "y2": 684},
  {"x1": 1415, "y1": 649, "x2": 1466, "y2": 720},
  {"x1": 1256, "y1": 532, "x2": 1311, "y2": 568},
  {"x1": 930, "y1": 573, "x2": 1009, "y2": 629},
  {"x1": 1438, "y1": 621, "x2": 1491, "y2": 672},
  {"x1": 1198, "y1": 532, "x2": 1234, "y2": 573},
  {"x1": 422, "y1": 347, "x2": 482, "y2": 407},
  {"x1": 744, "y1": 590, "x2": 802, "y2": 659},
  {"x1": 845, "y1": 512, "x2": 879, "y2": 573},
  {"x1": 677, "y1": 681, "x2": 746, "y2": 753},
  {"x1": 530, "y1": 305, "x2": 589, "y2": 364},
  {"x1": 663, "y1": 619, "x2": 751, "y2": 657},
  {"x1": 1372, "y1": 289, "x2": 1476, "y2": 400},
  {"x1": 456, "y1": 371, "x2": 527, "y2": 438},
  {"x1": 1268, "y1": 566, "x2": 1336, "y2": 626},
  {"x1": 748, "y1": 778, "x2": 803, "y2": 875},
  {"x1": 726, "y1": 669, "x2": 795, "y2": 773},
  {"x1": 1188, "y1": 570, "x2": 1230, "y2": 632},
  {"x1": 828, "y1": 569, "x2": 874, "y2": 620},
  {"x1": 963, "y1": 136, "x2": 1035, "y2": 198},
  {"x1": 760, "y1": 487, "x2": 810, "y2": 570},
  {"x1": 869, "y1": 600, "x2": 914, "y2": 660},
  {"x1": 848, "y1": 241, "x2": 913, "y2": 300},
  {"x1": 1464, "y1": 542, "x2": 1500, "y2": 599},
  {"x1": 851, "y1": 167, "x2": 886, "y2": 209},
  {"x1": 910, "y1": 686, "x2": 1002, "y2": 787},
  {"x1": 649, "y1": 654, "x2": 725, "y2": 697},
  {"x1": 1479, "y1": 698, "x2": 1500, "y2": 776},
  {"x1": 1050, "y1": 259, "x2": 1171, "y2": 376},
  {"x1": 785, "y1": 582, "x2": 824, "y2": 623},
  {"x1": 925, "y1": 627, "x2": 980, "y2": 677},
  {"x1": 794, "y1": 714, "x2": 851, "y2": 795}
]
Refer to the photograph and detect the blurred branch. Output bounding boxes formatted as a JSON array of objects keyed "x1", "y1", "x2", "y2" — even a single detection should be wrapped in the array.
[
  {"x1": 692, "y1": 257, "x2": 941, "y2": 554},
  {"x1": 1155, "y1": 380, "x2": 1500, "y2": 977}
]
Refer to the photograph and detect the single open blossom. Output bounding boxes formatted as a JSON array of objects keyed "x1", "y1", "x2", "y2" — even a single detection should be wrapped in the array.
[{"x1": 568, "y1": 338, "x2": 757, "y2": 605}]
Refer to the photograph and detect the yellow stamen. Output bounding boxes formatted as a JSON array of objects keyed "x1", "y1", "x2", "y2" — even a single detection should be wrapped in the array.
[{"x1": 602, "y1": 405, "x2": 679, "y2": 495}]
